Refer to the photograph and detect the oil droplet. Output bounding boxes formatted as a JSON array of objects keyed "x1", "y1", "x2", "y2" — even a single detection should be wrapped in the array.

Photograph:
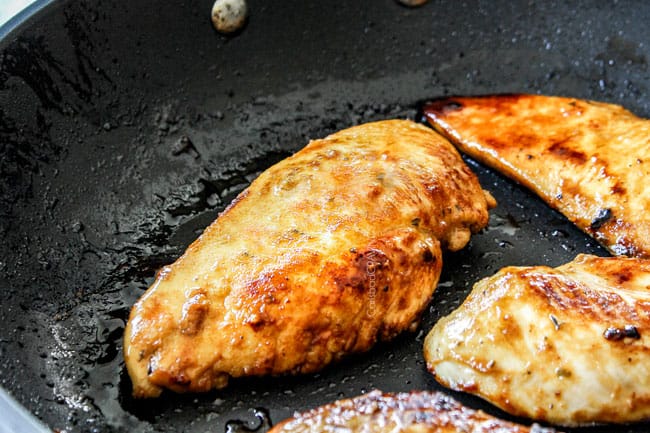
[
  {"x1": 224, "y1": 408, "x2": 272, "y2": 433},
  {"x1": 496, "y1": 239, "x2": 514, "y2": 249},
  {"x1": 487, "y1": 214, "x2": 520, "y2": 237},
  {"x1": 551, "y1": 229, "x2": 568, "y2": 238}
]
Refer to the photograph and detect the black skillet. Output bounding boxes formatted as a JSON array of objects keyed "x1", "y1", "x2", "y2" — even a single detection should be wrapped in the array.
[{"x1": 1, "y1": 0, "x2": 650, "y2": 432}]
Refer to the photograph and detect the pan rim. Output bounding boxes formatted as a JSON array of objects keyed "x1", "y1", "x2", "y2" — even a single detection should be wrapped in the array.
[{"x1": 0, "y1": 0, "x2": 55, "y2": 41}]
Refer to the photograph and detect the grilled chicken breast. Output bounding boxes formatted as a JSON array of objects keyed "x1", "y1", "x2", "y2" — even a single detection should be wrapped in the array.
[
  {"x1": 270, "y1": 390, "x2": 559, "y2": 433},
  {"x1": 424, "y1": 254, "x2": 650, "y2": 426},
  {"x1": 124, "y1": 119, "x2": 495, "y2": 397},
  {"x1": 423, "y1": 94, "x2": 650, "y2": 257}
]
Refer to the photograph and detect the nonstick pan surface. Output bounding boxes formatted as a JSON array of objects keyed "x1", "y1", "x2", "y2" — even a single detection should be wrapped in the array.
[{"x1": 1, "y1": 1, "x2": 650, "y2": 432}]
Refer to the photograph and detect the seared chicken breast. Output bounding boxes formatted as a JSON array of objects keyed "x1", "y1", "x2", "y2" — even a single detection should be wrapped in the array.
[
  {"x1": 124, "y1": 119, "x2": 495, "y2": 397},
  {"x1": 270, "y1": 390, "x2": 559, "y2": 433},
  {"x1": 424, "y1": 254, "x2": 650, "y2": 426},
  {"x1": 423, "y1": 94, "x2": 650, "y2": 257}
]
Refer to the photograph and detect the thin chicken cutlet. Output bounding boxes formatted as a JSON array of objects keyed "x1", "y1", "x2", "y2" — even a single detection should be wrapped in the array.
[
  {"x1": 124, "y1": 119, "x2": 495, "y2": 397},
  {"x1": 423, "y1": 94, "x2": 650, "y2": 257},
  {"x1": 424, "y1": 254, "x2": 650, "y2": 426},
  {"x1": 270, "y1": 390, "x2": 559, "y2": 433}
]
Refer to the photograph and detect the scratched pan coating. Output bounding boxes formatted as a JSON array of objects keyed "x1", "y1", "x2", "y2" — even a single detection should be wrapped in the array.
[{"x1": 1, "y1": 0, "x2": 649, "y2": 432}]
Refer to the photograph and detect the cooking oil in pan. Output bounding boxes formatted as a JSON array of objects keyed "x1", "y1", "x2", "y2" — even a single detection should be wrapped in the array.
[{"x1": 225, "y1": 408, "x2": 272, "y2": 433}]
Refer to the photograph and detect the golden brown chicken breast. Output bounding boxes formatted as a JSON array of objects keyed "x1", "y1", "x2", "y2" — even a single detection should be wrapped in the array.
[
  {"x1": 423, "y1": 94, "x2": 650, "y2": 258},
  {"x1": 270, "y1": 390, "x2": 559, "y2": 433},
  {"x1": 424, "y1": 253, "x2": 650, "y2": 426},
  {"x1": 124, "y1": 119, "x2": 495, "y2": 397}
]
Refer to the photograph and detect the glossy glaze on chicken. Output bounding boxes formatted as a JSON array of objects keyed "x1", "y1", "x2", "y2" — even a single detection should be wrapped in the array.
[
  {"x1": 424, "y1": 94, "x2": 650, "y2": 258},
  {"x1": 124, "y1": 119, "x2": 495, "y2": 397},
  {"x1": 424, "y1": 254, "x2": 650, "y2": 425},
  {"x1": 270, "y1": 390, "x2": 559, "y2": 433}
]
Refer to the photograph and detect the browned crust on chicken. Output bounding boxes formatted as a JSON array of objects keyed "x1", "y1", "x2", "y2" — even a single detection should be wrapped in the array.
[
  {"x1": 423, "y1": 94, "x2": 650, "y2": 257},
  {"x1": 424, "y1": 254, "x2": 650, "y2": 426},
  {"x1": 124, "y1": 119, "x2": 495, "y2": 397},
  {"x1": 270, "y1": 390, "x2": 559, "y2": 433}
]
